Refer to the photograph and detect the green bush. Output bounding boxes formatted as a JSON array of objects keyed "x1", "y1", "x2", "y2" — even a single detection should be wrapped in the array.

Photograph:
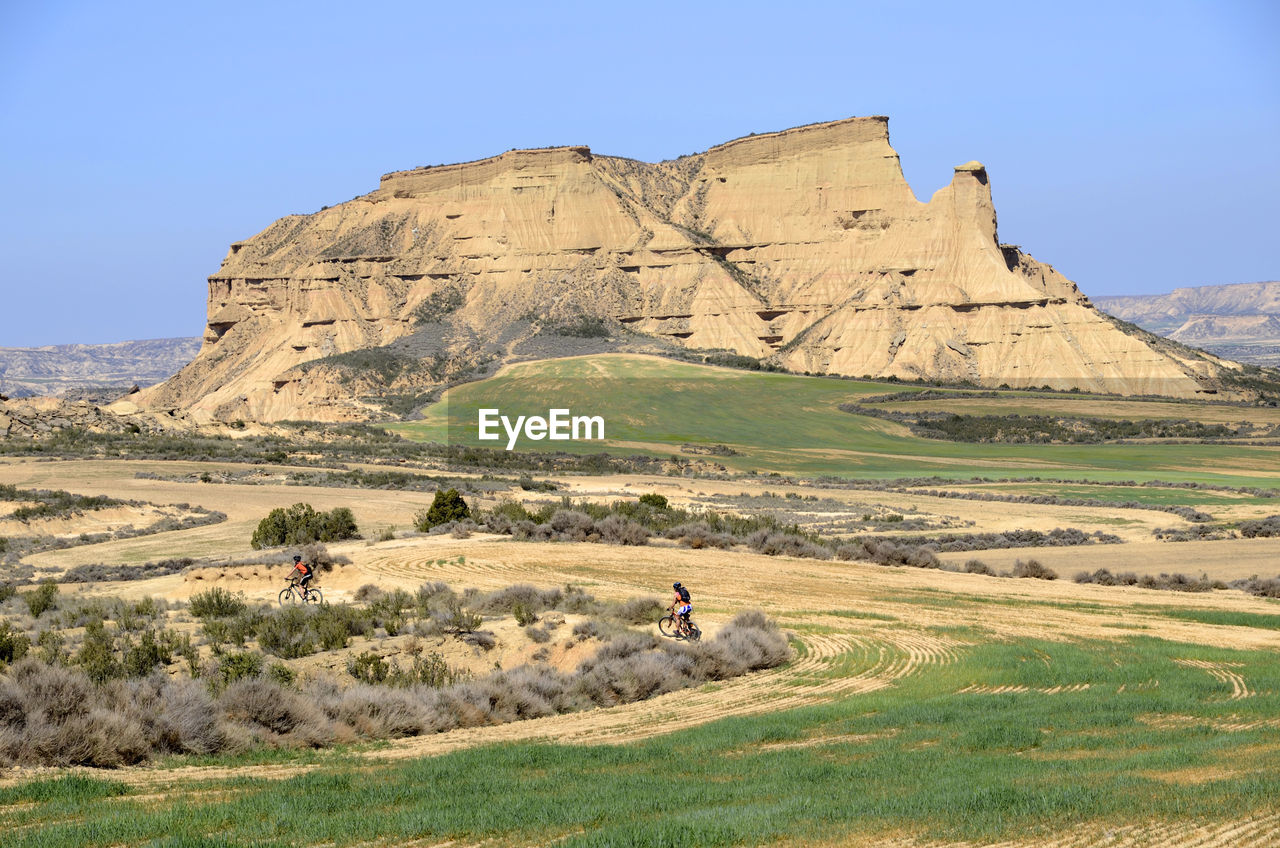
[
  {"x1": 250, "y1": 503, "x2": 361, "y2": 549},
  {"x1": 415, "y1": 489, "x2": 471, "y2": 531},
  {"x1": 122, "y1": 630, "x2": 171, "y2": 677},
  {"x1": 255, "y1": 607, "x2": 315, "y2": 659},
  {"x1": 189, "y1": 587, "x2": 247, "y2": 619},
  {"x1": 23, "y1": 580, "x2": 59, "y2": 618},
  {"x1": 217, "y1": 652, "x2": 264, "y2": 687},
  {"x1": 348, "y1": 651, "x2": 390, "y2": 684},
  {"x1": 638, "y1": 493, "x2": 668, "y2": 509},
  {"x1": 76, "y1": 618, "x2": 121, "y2": 683},
  {"x1": 0, "y1": 621, "x2": 31, "y2": 668}
]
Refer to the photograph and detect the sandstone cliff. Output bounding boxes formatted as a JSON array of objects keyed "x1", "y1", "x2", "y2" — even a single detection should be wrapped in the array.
[{"x1": 141, "y1": 117, "x2": 1243, "y2": 422}]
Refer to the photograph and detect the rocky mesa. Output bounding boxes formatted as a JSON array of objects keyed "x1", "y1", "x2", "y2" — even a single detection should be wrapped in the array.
[{"x1": 140, "y1": 116, "x2": 1245, "y2": 422}]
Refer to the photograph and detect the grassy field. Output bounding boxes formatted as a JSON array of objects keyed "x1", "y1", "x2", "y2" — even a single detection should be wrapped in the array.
[
  {"x1": 3, "y1": 630, "x2": 1277, "y2": 847},
  {"x1": 391, "y1": 355, "x2": 1280, "y2": 486}
]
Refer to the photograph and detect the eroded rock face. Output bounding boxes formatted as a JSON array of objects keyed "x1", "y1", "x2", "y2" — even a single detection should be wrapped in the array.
[{"x1": 141, "y1": 117, "x2": 1238, "y2": 422}]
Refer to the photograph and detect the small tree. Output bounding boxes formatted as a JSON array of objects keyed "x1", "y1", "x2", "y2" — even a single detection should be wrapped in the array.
[
  {"x1": 638, "y1": 493, "x2": 668, "y2": 509},
  {"x1": 415, "y1": 489, "x2": 471, "y2": 531},
  {"x1": 22, "y1": 580, "x2": 59, "y2": 618}
]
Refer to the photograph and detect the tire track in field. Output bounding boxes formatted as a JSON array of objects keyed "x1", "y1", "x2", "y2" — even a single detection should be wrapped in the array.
[
  {"x1": 956, "y1": 683, "x2": 1091, "y2": 695},
  {"x1": 1173, "y1": 659, "x2": 1253, "y2": 700},
  {"x1": 865, "y1": 811, "x2": 1280, "y2": 848},
  {"x1": 1140, "y1": 713, "x2": 1280, "y2": 733}
]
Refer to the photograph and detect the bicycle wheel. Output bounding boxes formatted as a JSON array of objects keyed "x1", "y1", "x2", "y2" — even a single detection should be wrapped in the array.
[
  {"x1": 658, "y1": 615, "x2": 678, "y2": 637},
  {"x1": 686, "y1": 623, "x2": 701, "y2": 642},
  {"x1": 305, "y1": 588, "x2": 323, "y2": 605},
  {"x1": 279, "y1": 587, "x2": 295, "y2": 606}
]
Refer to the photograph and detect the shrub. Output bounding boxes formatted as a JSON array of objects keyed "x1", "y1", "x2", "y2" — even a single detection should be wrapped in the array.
[
  {"x1": 76, "y1": 618, "x2": 121, "y2": 683},
  {"x1": 216, "y1": 652, "x2": 264, "y2": 687},
  {"x1": 1240, "y1": 515, "x2": 1280, "y2": 538},
  {"x1": 1074, "y1": 568, "x2": 1139, "y2": 586},
  {"x1": 463, "y1": 631, "x2": 497, "y2": 650},
  {"x1": 1008, "y1": 559, "x2": 1058, "y2": 580},
  {"x1": 0, "y1": 659, "x2": 149, "y2": 767},
  {"x1": 0, "y1": 622, "x2": 30, "y2": 669},
  {"x1": 963, "y1": 559, "x2": 995, "y2": 576},
  {"x1": 347, "y1": 651, "x2": 390, "y2": 685},
  {"x1": 22, "y1": 580, "x2": 59, "y2": 618},
  {"x1": 613, "y1": 597, "x2": 664, "y2": 624},
  {"x1": 299, "y1": 542, "x2": 350, "y2": 573},
  {"x1": 415, "y1": 489, "x2": 471, "y2": 531},
  {"x1": 220, "y1": 678, "x2": 332, "y2": 746},
  {"x1": 255, "y1": 607, "x2": 315, "y2": 659},
  {"x1": 1233, "y1": 575, "x2": 1280, "y2": 598},
  {"x1": 251, "y1": 503, "x2": 361, "y2": 549},
  {"x1": 122, "y1": 630, "x2": 171, "y2": 677},
  {"x1": 597, "y1": 515, "x2": 650, "y2": 546},
  {"x1": 474, "y1": 584, "x2": 562, "y2": 615},
  {"x1": 189, "y1": 587, "x2": 247, "y2": 619},
  {"x1": 638, "y1": 493, "x2": 668, "y2": 509}
]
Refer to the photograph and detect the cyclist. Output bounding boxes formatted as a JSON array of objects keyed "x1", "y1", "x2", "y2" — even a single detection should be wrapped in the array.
[
  {"x1": 290, "y1": 554, "x2": 315, "y2": 600},
  {"x1": 672, "y1": 581, "x2": 692, "y2": 631}
]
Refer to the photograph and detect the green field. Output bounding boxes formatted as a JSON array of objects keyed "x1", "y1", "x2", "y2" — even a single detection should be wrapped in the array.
[
  {"x1": 392, "y1": 355, "x2": 1280, "y2": 487},
  {"x1": 5, "y1": 633, "x2": 1277, "y2": 847}
]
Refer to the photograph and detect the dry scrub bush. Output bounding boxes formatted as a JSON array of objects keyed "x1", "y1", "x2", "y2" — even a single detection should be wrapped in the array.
[
  {"x1": 220, "y1": 678, "x2": 333, "y2": 747},
  {"x1": 1008, "y1": 559, "x2": 1058, "y2": 580},
  {"x1": 613, "y1": 596, "x2": 665, "y2": 624},
  {"x1": 473, "y1": 584, "x2": 563, "y2": 615},
  {"x1": 0, "y1": 660, "x2": 149, "y2": 767},
  {"x1": 1075, "y1": 568, "x2": 1139, "y2": 586},
  {"x1": 747, "y1": 530, "x2": 832, "y2": 560},
  {"x1": 596, "y1": 515, "x2": 651, "y2": 545},
  {"x1": 963, "y1": 559, "x2": 995, "y2": 576},
  {"x1": 665, "y1": 522, "x2": 736, "y2": 550}
]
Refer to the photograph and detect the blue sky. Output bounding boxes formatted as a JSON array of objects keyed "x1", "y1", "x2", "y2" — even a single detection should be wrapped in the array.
[{"x1": 1, "y1": 0, "x2": 1276, "y2": 346}]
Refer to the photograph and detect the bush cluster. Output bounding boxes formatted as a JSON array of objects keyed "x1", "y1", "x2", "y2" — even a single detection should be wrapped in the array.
[
  {"x1": 1240, "y1": 515, "x2": 1280, "y2": 538},
  {"x1": 1231, "y1": 575, "x2": 1280, "y2": 598},
  {"x1": 1074, "y1": 568, "x2": 1221, "y2": 592},
  {"x1": 0, "y1": 599, "x2": 789, "y2": 767},
  {"x1": 839, "y1": 405, "x2": 1241, "y2": 444},
  {"x1": 250, "y1": 503, "x2": 360, "y2": 549}
]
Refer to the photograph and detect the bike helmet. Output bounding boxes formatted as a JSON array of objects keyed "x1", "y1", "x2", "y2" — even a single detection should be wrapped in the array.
[
  {"x1": 293, "y1": 555, "x2": 302, "y2": 562},
  {"x1": 673, "y1": 582, "x2": 681, "y2": 589}
]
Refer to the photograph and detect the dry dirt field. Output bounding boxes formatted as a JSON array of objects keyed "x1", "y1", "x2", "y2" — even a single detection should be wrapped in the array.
[{"x1": 2, "y1": 457, "x2": 1279, "y2": 847}]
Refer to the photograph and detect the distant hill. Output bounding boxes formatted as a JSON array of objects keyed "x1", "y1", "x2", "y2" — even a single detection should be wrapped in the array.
[
  {"x1": 1096, "y1": 282, "x2": 1280, "y2": 367},
  {"x1": 0, "y1": 337, "x2": 202, "y2": 399}
]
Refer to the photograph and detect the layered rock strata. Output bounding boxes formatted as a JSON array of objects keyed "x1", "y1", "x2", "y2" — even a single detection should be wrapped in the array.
[{"x1": 141, "y1": 117, "x2": 1239, "y2": 421}]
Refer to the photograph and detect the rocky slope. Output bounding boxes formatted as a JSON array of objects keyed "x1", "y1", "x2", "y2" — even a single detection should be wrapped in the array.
[
  {"x1": 0, "y1": 337, "x2": 201, "y2": 399},
  {"x1": 140, "y1": 117, "x2": 1245, "y2": 422}
]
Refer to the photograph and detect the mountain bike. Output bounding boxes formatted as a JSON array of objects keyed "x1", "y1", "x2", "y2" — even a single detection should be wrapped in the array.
[
  {"x1": 659, "y1": 604, "x2": 701, "y2": 641},
  {"x1": 279, "y1": 577, "x2": 323, "y2": 607}
]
